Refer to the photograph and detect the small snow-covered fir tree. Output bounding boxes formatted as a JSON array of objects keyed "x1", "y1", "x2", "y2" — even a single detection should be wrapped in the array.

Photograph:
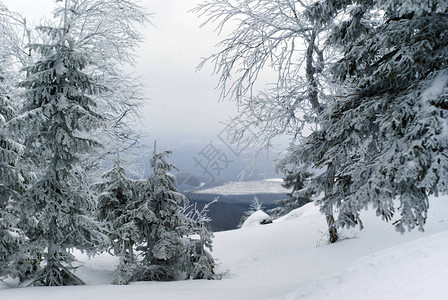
[
  {"x1": 94, "y1": 152, "x2": 138, "y2": 285},
  {"x1": 184, "y1": 199, "x2": 219, "y2": 280},
  {"x1": 132, "y1": 143, "x2": 217, "y2": 281},
  {"x1": 132, "y1": 143, "x2": 194, "y2": 281}
]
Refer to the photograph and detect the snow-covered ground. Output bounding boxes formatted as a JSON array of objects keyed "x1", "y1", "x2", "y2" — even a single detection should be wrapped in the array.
[
  {"x1": 1, "y1": 196, "x2": 447, "y2": 299},
  {"x1": 197, "y1": 178, "x2": 289, "y2": 195}
]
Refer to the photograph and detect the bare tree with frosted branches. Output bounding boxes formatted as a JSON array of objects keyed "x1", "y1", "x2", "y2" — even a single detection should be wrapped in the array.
[{"x1": 194, "y1": 0, "x2": 340, "y2": 242}]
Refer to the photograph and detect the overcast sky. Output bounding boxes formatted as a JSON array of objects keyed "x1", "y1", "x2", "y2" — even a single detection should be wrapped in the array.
[
  {"x1": 2, "y1": 0, "x2": 286, "y2": 180},
  {"x1": 3, "y1": 0, "x2": 238, "y2": 143}
]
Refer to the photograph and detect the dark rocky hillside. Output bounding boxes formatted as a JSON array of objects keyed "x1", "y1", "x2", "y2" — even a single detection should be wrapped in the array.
[{"x1": 185, "y1": 192, "x2": 284, "y2": 231}]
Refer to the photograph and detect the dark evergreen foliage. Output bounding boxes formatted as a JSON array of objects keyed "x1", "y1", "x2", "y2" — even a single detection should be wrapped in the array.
[
  {"x1": 18, "y1": 24, "x2": 109, "y2": 285},
  {"x1": 291, "y1": 0, "x2": 448, "y2": 232},
  {"x1": 132, "y1": 144, "x2": 218, "y2": 281},
  {"x1": 9, "y1": 0, "x2": 146, "y2": 286},
  {"x1": 94, "y1": 153, "x2": 137, "y2": 285}
]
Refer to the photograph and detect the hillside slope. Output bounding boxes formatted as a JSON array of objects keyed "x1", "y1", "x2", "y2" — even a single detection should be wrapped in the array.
[{"x1": 1, "y1": 196, "x2": 447, "y2": 299}]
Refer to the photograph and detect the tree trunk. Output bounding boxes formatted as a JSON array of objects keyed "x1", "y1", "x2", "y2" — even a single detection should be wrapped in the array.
[
  {"x1": 326, "y1": 214, "x2": 338, "y2": 243},
  {"x1": 305, "y1": 24, "x2": 322, "y2": 113},
  {"x1": 325, "y1": 164, "x2": 338, "y2": 243}
]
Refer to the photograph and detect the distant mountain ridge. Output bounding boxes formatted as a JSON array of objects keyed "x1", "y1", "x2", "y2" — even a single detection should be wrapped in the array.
[
  {"x1": 182, "y1": 178, "x2": 289, "y2": 231},
  {"x1": 196, "y1": 178, "x2": 290, "y2": 195}
]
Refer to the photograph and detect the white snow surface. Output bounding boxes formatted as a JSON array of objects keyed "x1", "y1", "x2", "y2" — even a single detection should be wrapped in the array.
[
  {"x1": 1, "y1": 196, "x2": 447, "y2": 299},
  {"x1": 197, "y1": 179, "x2": 290, "y2": 195},
  {"x1": 241, "y1": 210, "x2": 272, "y2": 229}
]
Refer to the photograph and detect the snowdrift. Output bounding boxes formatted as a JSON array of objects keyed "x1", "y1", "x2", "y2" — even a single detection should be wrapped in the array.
[{"x1": 1, "y1": 196, "x2": 447, "y2": 299}]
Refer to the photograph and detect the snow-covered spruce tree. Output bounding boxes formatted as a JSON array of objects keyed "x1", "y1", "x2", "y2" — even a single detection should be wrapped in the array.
[
  {"x1": 0, "y1": 65, "x2": 27, "y2": 279},
  {"x1": 0, "y1": 65, "x2": 23, "y2": 280},
  {"x1": 183, "y1": 199, "x2": 219, "y2": 280},
  {"x1": 16, "y1": 0, "x2": 146, "y2": 286},
  {"x1": 132, "y1": 143, "x2": 217, "y2": 281},
  {"x1": 0, "y1": 4, "x2": 31, "y2": 280},
  {"x1": 269, "y1": 168, "x2": 313, "y2": 218},
  {"x1": 94, "y1": 152, "x2": 138, "y2": 285},
  {"x1": 18, "y1": 26, "x2": 108, "y2": 287},
  {"x1": 195, "y1": 0, "x2": 342, "y2": 242},
  {"x1": 290, "y1": 0, "x2": 448, "y2": 232}
]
